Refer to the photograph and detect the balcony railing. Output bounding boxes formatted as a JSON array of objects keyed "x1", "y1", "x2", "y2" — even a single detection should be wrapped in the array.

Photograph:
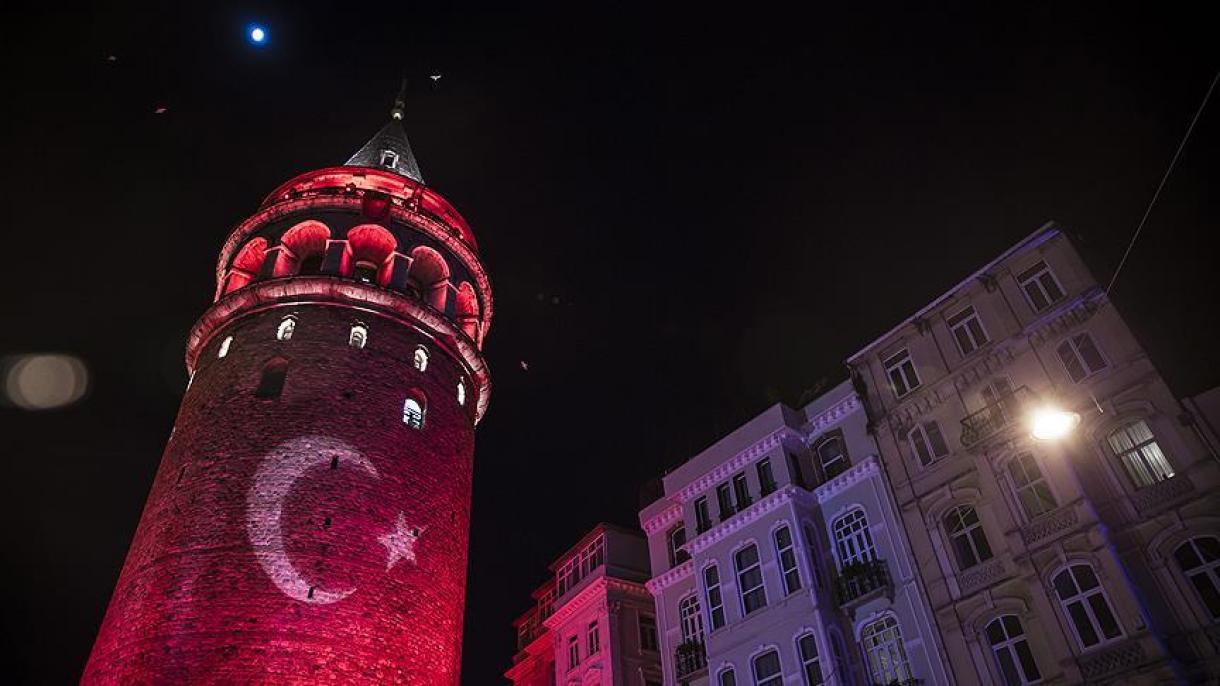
[
  {"x1": 835, "y1": 559, "x2": 891, "y2": 606},
  {"x1": 674, "y1": 640, "x2": 708, "y2": 680},
  {"x1": 960, "y1": 386, "x2": 1034, "y2": 447}
]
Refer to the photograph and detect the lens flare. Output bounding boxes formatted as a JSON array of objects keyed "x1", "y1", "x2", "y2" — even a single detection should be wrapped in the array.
[
  {"x1": 249, "y1": 26, "x2": 267, "y2": 44},
  {"x1": 3, "y1": 354, "x2": 89, "y2": 410},
  {"x1": 1030, "y1": 406, "x2": 1080, "y2": 441}
]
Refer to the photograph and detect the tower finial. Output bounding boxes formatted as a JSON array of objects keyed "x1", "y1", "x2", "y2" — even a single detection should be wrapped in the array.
[{"x1": 391, "y1": 78, "x2": 407, "y2": 121}]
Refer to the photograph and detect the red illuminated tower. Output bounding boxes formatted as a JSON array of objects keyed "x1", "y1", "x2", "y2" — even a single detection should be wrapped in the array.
[{"x1": 83, "y1": 91, "x2": 492, "y2": 684}]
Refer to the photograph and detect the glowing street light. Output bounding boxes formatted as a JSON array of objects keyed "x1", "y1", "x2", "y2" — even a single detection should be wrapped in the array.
[
  {"x1": 1029, "y1": 406, "x2": 1081, "y2": 441},
  {"x1": 249, "y1": 25, "x2": 267, "y2": 44}
]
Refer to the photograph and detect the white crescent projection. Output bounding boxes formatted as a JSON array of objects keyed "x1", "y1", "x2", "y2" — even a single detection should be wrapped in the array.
[{"x1": 246, "y1": 435, "x2": 380, "y2": 604}]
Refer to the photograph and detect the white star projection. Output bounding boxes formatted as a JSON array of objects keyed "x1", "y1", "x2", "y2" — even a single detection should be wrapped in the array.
[{"x1": 246, "y1": 436, "x2": 419, "y2": 605}]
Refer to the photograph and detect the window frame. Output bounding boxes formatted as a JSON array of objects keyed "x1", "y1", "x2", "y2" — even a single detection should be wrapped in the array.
[
  {"x1": 1056, "y1": 332, "x2": 1108, "y2": 382},
  {"x1": 985, "y1": 614, "x2": 1043, "y2": 686},
  {"x1": 860, "y1": 615, "x2": 913, "y2": 685},
  {"x1": 638, "y1": 614, "x2": 659, "y2": 652},
  {"x1": 413, "y1": 345, "x2": 429, "y2": 372},
  {"x1": 276, "y1": 315, "x2": 296, "y2": 341},
  {"x1": 947, "y1": 305, "x2": 990, "y2": 357},
  {"x1": 1016, "y1": 260, "x2": 1066, "y2": 313},
  {"x1": 734, "y1": 543, "x2": 768, "y2": 616},
  {"x1": 1173, "y1": 536, "x2": 1220, "y2": 621},
  {"x1": 1007, "y1": 452, "x2": 1058, "y2": 521},
  {"x1": 883, "y1": 348, "x2": 921, "y2": 398},
  {"x1": 773, "y1": 525, "x2": 803, "y2": 595},
  {"x1": 750, "y1": 648, "x2": 783, "y2": 686},
  {"x1": 796, "y1": 632, "x2": 823, "y2": 686},
  {"x1": 567, "y1": 634, "x2": 580, "y2": 670},
  {"x1": 1051, "y1": 563, "x2": 1125, "y2": 650},
  {"x1": 402, "y1": 396, "x2": 425, "y2": 429},
  {"x1": 733, "y1": 472, "x2": 752, "y2": 509},
  {"x1": 831, "y1": 508, "x2": 876, "y2": 567},
  {"x1": 756, "y1": 458, "x2": 778, "y2": 496},
  {"x1": 694, "y1": 496, "x2": 712, "y2": 533},
  {"x1": 586, "y1": 619, "x2": 600, "y2": 656},
  {"x1": 667, "y1": 524, "x2": 689, "y2": 568},
  {"x1": 717, "y1": 667, "x2": 737, "y2": 686},
  {"x1": 908, "y1": 420, "x2": 950, "y2": 466},
  {"x1": 348, "y1": 324, "x2": 368, "y2": 349},
  {"x1": 944, "y1": 504, "x2": 994, "y2": 570},
  {"x1": 679, "y1": 593, "x2": 705, "y2": 644},
  {"x1": 815, "y1": 433, "x2": 850, "y2": 480},
  {"x1": 703, "y1": 564, "x2": 726, "y2": 630},
  {"x1": 1107, "y1": 419, "x2": 1175, "y2": 489}
]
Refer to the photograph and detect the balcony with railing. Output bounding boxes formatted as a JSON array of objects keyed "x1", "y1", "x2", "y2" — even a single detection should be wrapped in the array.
[
  {"x1": 834, "y1": 559, "x2": 891, "y2": 607},
  {"x1": 960, "y1": 386, "x2": 1035, "y2": 448},
  {"x1": 674, "y1": 640, "x2": 708, "y2": 680}
]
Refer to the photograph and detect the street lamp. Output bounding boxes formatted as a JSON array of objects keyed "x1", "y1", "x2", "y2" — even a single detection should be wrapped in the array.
[{"x1": 1029, "y1": 406, "x2": 1081, "y2": 441}]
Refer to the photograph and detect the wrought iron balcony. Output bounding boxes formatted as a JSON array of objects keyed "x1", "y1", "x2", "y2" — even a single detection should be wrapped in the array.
[
  {"x1": 674, "y1": 640, "x2": 708, "y2": 680},
  {"x1": 959, "y1": 386, "x2": 1034, "y2": 448},
  {"x1": 834, "y1": 559, "x2": 891, "y2": 606}
]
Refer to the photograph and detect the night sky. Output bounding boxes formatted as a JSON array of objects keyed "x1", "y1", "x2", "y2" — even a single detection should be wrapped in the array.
[{"x1": 2, "y1": 4, "x2": 1217, "y2": 683}]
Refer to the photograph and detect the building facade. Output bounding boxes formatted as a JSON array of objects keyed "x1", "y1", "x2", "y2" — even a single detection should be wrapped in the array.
[
  {"x1": 640, "y1": 384, "x2": 951, "y2": 686},
  {"x1": 84, "y1": 92, "x2": 492, "y2": 684},
  {"x1": 846, "y1": 223, "x2": 1220, "y2": 684},
  {"x1": 507, "y1": 524, "x2": 663, "y2": 686}
]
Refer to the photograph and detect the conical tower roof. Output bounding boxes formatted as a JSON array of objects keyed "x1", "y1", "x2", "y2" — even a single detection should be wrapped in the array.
[{"x1": 345, "y1": 84, "x2": 424, "y2": 183}]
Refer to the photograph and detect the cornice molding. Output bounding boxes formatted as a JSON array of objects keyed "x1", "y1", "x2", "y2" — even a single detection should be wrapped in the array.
[
  {"x1": 642, "y1": 503, "x2": 682, "y2": 536},
  {"x1": 687, "y1": 485, "x2": 798, "y2": 554},
  {"x1": 813, "y1": 454, "x2": 881, "y2": 503},
  {"x1": 543, "y1": 576, "x2": 650, "y2": 629},
  {"x1": 645, "y1": 559, "x2": 694, "y2": 596},
  {"x1": 674, "y1": 427, "x2": 803, "y2": 503},
  {"x1": 803, "y1": 394, "x2": 861, "y2": 438}
]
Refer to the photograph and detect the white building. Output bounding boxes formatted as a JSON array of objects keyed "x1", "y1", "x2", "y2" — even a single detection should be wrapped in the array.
[{"x1": 639, "y1": 382, "x2": 949, "y2": 685}]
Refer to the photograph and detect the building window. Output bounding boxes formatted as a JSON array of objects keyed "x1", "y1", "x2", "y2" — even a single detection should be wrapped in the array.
[
  {"x1": 860, "y1": 616, "x2": 912, "y2": 685},
  {"x1": 413, "y1": 346, "x2": 429, "y2": 372},
  {"x1": 908, "y1": 420, "x2": 949, "y2": 466},
  {"x1": 986, "y1": 615, "x2": 1042, "y2": 686},
  {"x1": 587, "y1": 620, "x2": 600, "y2": 655},
  {"x1": 567, "y1": 634, "x2": 579, "y2": 670},
  {"x1": 638, "y1": 614, "x2": 659, "y2": 652},
  {"x1": 1174, "y1": 537, "x2": 1220, "y2": 619},
  {"x1": 1052, "y1": 563, "x2": 1123, "y2": 649},
  {"x1": 679, "y1": 594, "x2": 705, "y2": 644},
  {"x1": 773, "y1": 525, "x2": 802, "y2": 594},
  {"x1": 254, "y1": 357, "x2": 289, "y2": 398},
  {"x1": 948, "y1": 305, "x2": 990, "y2": 356},
  {"x1": 402, "y1": 397, "x2": 425, "y2": 429},
  {"x1": 1008, "y1": 453, "x2": 1057, "y2": 520},
  {"x1": 1017, "y1": 260, "x2": 1065, "y2": 312},
  {"x1": 718, "y1": 668, "x2": 737, "y2": 686},
  {"x1": 884, "y1": 348, "x2": 920, "y2": 398},
  {"x1": 276, "y1": 316, "x2": 296, "y2": 341},
  {"x1": 832, "y1": 509, "x2": 875, "y2": 566},
  {"x1": 457, "y1": 380, "x2": 466, "y2": 406},
  {"x1": 695, "y1": 497, "x2": 712, "y2": 534},
  {"x1": 735, "y1": 544, "x2": 768, "y2": 615},
  {"x1": 556, "y1": 535, "x2": 605, "y2": 596},
  {"x1": 717, "y1": 483, "x2": 735, "y2": 520},
  {"x1": 218, "y1": 335, "x2": 233, "y2": 358},
  {"x1": 704, "y1": 564, "x2": 726, "y2": 630},
  {"x1": 757, "y1": 458, "x2": 777, "y2": 496},
  {"x1": 1056, "y1": 332, "x2": 1107, "y2": 382},
  {"x1": 667, "y1": 525, "x2": 689, "y2": 567},
  {"x1": 751, "y1": 649, "x2": 783, "y2": 686},
  {"x1": 816, "y1": 435, "x2": 850, "y2": 479},
  {"x1": 733, "y1": 472, "x2": 752, "y2": 509},
  {"x1": 945, "y1": 505, "x2": 993, "y2": 570},
  {"x1": 796, "y1": 633, "x2": 823, "y2": 686},
  {"x1": 348, "y1": 324, "x2": 367, "y2": 349},
  {"x1": 353, "y1": 260, "x2": 379, "y2": 284},
  {"x1": 379, "y1": 149, "x2": 399, "y2": 168},
  {"x1": 1107, "y1": 420, "x2": 1175, "y2": 488}
]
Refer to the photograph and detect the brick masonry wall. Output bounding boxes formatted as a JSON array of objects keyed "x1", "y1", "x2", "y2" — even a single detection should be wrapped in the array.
[{"x1": 83, "y1": 304, "x2": 477, "y2": 684}]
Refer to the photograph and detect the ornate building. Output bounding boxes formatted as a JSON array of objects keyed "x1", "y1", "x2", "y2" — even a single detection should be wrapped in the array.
[
  {"x1": 83, "y1": 92, "x2": 492, "y2": 684},
  {"x1": 507, "y1": 524, "x2": 662, "y2": 686}
]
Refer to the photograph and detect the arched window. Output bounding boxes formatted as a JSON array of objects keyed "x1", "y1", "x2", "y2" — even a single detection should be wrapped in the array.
[
  {"x1": 254, "y1": 357, "x2": 289, "y2": 398},
  {"x1": 276, "y1": 316, "x2": 296, "y2": 341},
  {"x1": 860, "y1": 616, "x2": 911, "y2": 685},
  {"x1": 773, "y1": 525, "x2": 802, "y2": 594},
  {"x1": 414, "y1": 346, "x2": 429, "y2": 372},
  {"x1": 402, "y1": 395, "x2": 426, "y2": 429},
  {"x1": 679, "y1": 594, "x2": 704, "y2": 644},
  {"x1": 1107, "y1": 420, "x2": 1174, "y2": 488},
  {"x1": 944, "y1": 505, "x2": 993, "y2": 570},
  {"x1": 275, "y1": 220, "x2": 331, "y2": 276},
  {"x1": 1174, "y1": 536, "x2": 1220, "y2": 619},
  {"x1": 816, "y1": 435, "x2": 849, "y2": 479},
  {"x1": 345, "y1": 224, "x2": 397, "y2": 286},
  {"x1": 457, "y1": 380, "x2": 466, "y2": 406},
  {"x1": 667, "y1": 525, "x2": 689, "y2": 567},
  {"x1": 985, "y1": 615, "x2": 1042, "y2": 686},
  {"x1": 1008, "y1": 453, "x2": 1057, "y2": 519},
  {"x1": 703, "y1": 564, "x2": 725, "y2": 630},
  {"x1": 223, "y1": 237, "x2": 269, "y2": 294},
  {"x1": 717, "y1": 667, "x2": 737, "y2": 686},
  {"x1": 455, "y1": 281, "x2": 480, "y2": 341},
  {"x1": 751, "y1": 649, "x2": 782, "y2": 686},
  {"x1": 908, "y1": 420, "x2": 949, "y2": 466},
  {"x1": 734, "y1": 544, "x2": 767, "y2": 615},
  {"x1": 832, "y1": 509, "x2": 875, "y2": 567},
  {"x1": 1052, "y1": 564, "x2": 1123, "y2": 649},
  {"x1": 349, "y1": 324, "x2": 367, "y2": 349},
  {"x1": 218, "y1": 335, "x2": 233, "y2": 359},
  {"x1": 406, "y1": 246, "x2": 452, "y2": 311},
  {"x1": 796, "y1": 633, "x2": 822, "y2": 685}
]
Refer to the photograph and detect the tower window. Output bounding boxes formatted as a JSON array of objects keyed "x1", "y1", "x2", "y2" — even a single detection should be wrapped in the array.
[
  {"x1": 379, "y1": 150, "x2": 399, "y2": 168},
  {"x1": 353, "y1": 260, "x2": 379, "y2": 284},
  {"x1": 218, "y1": 335, "x2": 233, "y2": 358},
  {"x1": 349, "y1": 324, "x2": 368, "y2": 349},
  {"x1": 255, "y1": 357, "x2": 289, "y2": 398},
  {"x1": 276, "y1": 316, "x2": 296, "y2": 341},
  {"x1": 403, "y1": 395, "x2": 425, "y2": 429},
  {"x1": 413, "y1": 346, "x2": 429, "y2": 372},
  {"x1": 457, "y1": 380, "x2": 466, "y2": 406}
]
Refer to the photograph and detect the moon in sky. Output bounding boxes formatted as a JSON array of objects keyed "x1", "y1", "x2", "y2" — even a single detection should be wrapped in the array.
[{"x1": 247, "y1": 435, "x2": 379, "y2": 604}]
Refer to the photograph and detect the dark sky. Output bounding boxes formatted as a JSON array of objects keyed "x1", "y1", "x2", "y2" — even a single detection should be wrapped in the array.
[{"x1": 1, "y1": 3, "x2": 1217, "y2": 684}]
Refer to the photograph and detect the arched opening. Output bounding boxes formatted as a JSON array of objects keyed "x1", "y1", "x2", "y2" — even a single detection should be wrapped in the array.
[
  {"x1": 345, "y1": 224, "x2": 397, "y2": 286},
  {"x1": 349, "y1": 324, "x2": 368, "y2": 349},
  {"x1": 275, "y1": 220, "x2": 331, "y2": 276},
  {"x1": 255, "y1": 357, "x2": 289, "y2": 398},
  {"x1": 276, "y1": 315, "x2": 297, "y2": 341},
  {"x1": 413, "y1": 345, "x2": 429, "y2": 372},
  {"x1": 406, "y1": 246, "x2": 451, "y2": 310},
  {"x1": 455, "y1": 281, "x2": 480, "y2": 341},
  {"x1": 402, "y1": 390, "x2": 427, "y2": 429},
  {"x1": 223, "y1": 237, "x2": 269, "y2": 294}
]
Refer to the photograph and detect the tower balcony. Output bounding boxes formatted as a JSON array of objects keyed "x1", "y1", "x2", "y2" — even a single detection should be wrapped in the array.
[{"x1": 960, "y1": 386, "x2": 1035, "y2": 448}]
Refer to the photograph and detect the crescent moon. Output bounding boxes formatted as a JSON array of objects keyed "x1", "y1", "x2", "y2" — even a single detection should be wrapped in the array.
[{"x1": 246, "y1": 435, "x2": 379, "y2": 604}]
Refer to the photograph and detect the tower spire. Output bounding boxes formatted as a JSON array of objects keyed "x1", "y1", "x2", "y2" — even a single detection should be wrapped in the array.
[{"x1": 345, "y1": 81, "x2": 424, "y2": 183}]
